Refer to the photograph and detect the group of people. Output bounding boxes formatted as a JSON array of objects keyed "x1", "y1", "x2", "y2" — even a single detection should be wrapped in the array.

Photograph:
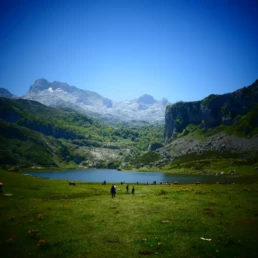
[
  {"x1": 110, "y1": 184, "x2": 135, "y2": 198},
  {"x1": 126, "y1": 184, "x2": 134, "y2": 194}
]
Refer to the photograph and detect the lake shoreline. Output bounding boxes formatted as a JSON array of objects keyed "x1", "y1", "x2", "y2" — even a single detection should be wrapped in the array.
[{"x1": 20, "y1": 168, "x2": 257, "y2": 185}]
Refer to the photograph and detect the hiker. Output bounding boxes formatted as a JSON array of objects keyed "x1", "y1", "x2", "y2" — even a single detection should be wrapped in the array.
[
  {"x1": 132, "y1": 186, "x2": 135, "y2": 194},
  {"x1": 114, "y1": 184, "x2": 117, "y2": 197},
  {"x1": 111, "y1": 184, "x2": 116, "y2": 198},
  {"x1": 126, "y1": 184, "x2": 129, "y2": 193}
]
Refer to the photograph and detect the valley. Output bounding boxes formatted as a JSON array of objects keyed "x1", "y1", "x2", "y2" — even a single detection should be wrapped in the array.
[{"x1": 0, "y1": 79, "x2": 258, "y2": 176}]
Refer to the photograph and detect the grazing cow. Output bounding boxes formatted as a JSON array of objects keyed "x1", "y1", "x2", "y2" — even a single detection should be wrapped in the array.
[{"x1": 69, "y1": 181, "x2": 76, "y2": 186}]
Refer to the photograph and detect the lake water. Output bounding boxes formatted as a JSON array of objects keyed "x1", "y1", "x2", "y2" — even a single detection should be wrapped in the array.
[{"x1": 23, "y1": 169, "x2": 225, "y2": 184}]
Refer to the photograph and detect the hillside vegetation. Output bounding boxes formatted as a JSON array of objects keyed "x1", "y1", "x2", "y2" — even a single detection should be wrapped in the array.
[{"x1": 0, "y1": 97, "x2": 163, "y2": 169}]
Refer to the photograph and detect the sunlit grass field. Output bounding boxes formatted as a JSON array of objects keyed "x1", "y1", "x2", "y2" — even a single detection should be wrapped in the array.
[{"x1": 1, "y1": 169, "x2": 258, "y2": 257}]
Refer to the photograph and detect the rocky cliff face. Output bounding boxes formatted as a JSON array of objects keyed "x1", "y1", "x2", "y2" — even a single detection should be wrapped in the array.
[{"x1": 164, "y1": 80, "x2": 258, "y2": 141}]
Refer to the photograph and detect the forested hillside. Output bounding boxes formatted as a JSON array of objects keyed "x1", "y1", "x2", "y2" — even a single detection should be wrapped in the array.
[{"x1": 0, "y1": 97, "x2": 163, "y2": 169}]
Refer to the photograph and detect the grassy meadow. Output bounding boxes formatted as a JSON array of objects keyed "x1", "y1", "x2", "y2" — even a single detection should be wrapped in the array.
[{"x1": 1, "y1": 169, "x2": 258, "y2": 258}]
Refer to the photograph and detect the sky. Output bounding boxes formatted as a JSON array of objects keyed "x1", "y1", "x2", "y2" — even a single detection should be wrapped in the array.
[{"x1": 0, "y1": 0, "x2": 257, "y2": 103}]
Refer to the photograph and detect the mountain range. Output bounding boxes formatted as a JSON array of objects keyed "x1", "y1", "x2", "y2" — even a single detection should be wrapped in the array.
[
  {"x1": 3, "y1": 79, "x2": 169, "y2": 123},
  {"x1": 1, "y1": 78, "x2": 258, "y2": 174}
]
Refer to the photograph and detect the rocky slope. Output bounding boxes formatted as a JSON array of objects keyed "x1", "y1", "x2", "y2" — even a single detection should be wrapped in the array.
[
  {"x1": 153, "y1": 133, "x2": 258, "y2": 168},
  {"x1": 22, "y1": 79, "x2": 168, "y2": 123},
  {"x1": 164, "y1": 79, "x2": 258, "y2": 141},
  {"x1": 137, "y1": 79, "x2": 258, "y2": 173}
]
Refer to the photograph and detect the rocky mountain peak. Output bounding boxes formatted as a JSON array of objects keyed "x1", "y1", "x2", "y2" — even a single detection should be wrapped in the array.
[
  {"x1": 0, "y1": 88, "x2": 16, "y2": 98},
  {"x1": 51, "y1": 81, "x2": 77, "y2": 93},
  {"x1": 28, "y1": 79, "x2": 79, "y2": 94},
  {"x1": 161, "y1": 98, "x2": 169, "y2": 106},
  {"x1": 29, "y1": 78, "x2": 51, "y2": 93},
  {"x1": 137, "y1": 94, "x2": 156, "y2": 105}
]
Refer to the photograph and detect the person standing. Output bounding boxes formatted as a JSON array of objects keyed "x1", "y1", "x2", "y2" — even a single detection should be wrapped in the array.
[
  {"x1": 132, "y1": 186, "x2": 135, "y2": 194},
  {"x1": 111, "y1": 184, "x2": 115, "y2": 198},
  {"x1": 114, "y1": 184, "x2": 117, "y2": 197},
  {"x1": 126, "y1": 184, "x2": 129, "y2": 193}
]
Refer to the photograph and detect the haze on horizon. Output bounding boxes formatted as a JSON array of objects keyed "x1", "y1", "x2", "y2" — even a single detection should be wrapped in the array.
[{"x1": 0, "y1": 0, "x2": 257, "y2": 103}]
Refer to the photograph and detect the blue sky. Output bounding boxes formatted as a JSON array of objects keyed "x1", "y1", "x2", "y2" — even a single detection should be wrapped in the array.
[{"x1": 0, "y1": 0, "x2": 257, "y2": 102}]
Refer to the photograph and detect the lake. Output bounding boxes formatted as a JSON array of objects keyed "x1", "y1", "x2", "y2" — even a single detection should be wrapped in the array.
[{"x1": 23, "y1": 169, "x2": 227, "y2": 184}]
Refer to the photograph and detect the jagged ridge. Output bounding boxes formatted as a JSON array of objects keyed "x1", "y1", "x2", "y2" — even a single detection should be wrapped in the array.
[{"x1": 21, "y1": 79, "x2": 168, "y2": 123}]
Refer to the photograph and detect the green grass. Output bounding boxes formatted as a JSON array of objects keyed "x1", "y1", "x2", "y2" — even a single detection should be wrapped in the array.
[
  {"x1": 1, "y1": 169, "x2": 258, "y2": 257},
  {"x1": 131, "y1": 151, "x2": 161, "y2": 166},
  {"x1": 160, "y1": 151, "x2": 258, "y2": 176}
]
